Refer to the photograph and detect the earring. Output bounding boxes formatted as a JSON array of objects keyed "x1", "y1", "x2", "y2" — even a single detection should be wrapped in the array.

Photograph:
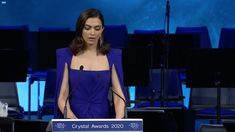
[{"x1": 99, "y1": 37, "x2": 103, "y2": 47}]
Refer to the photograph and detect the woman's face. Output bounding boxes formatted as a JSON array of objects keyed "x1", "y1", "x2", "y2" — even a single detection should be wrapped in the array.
[{"x1": 82, "y1": 17, "x2": 103, "y2": 47}]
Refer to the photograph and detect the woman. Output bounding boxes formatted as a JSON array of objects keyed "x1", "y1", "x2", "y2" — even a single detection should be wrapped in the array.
[{"x1": 54, "y1": 8, "x2": 128, "y2": 119}]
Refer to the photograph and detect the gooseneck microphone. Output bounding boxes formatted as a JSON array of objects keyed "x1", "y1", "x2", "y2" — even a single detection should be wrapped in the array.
[
  {"x1": 79, "y1": 65, "x2": 84, "y2": 70},
  {"x1": 112, "y1": 90, "x2": 127, "y2": 118},
  {"x1": 63, "y1": 65, "x2": 84, "y2": 119}
]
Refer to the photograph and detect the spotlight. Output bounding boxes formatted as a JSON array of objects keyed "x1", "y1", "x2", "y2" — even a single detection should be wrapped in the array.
[{"x1": 1, "y1": 1, "x2": 6, "y2": 5}]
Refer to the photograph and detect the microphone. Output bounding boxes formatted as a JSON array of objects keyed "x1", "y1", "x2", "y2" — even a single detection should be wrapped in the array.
[
  {"x1": 112, "y1": 90, "x2": 127, "y2": 118},
  {"x1": 64, "y1": 65, "x2": 84, "y2": 119},
  {"x1": 80, "y1": 65, "x2": 84, "y2": 70}
]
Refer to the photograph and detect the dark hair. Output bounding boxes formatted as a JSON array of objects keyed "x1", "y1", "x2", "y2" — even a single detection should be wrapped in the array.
[{"x1": 69, "y1": 8, "x2": 110, "y2": 55}]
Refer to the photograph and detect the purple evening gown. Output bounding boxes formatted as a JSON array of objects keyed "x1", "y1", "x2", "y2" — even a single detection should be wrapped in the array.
[
  {"x1": 69, "y1": 69, "x2": 111, "y2": 118},
  {"x1": 54, "y1": 47, "x2": 128, "y2": 119}
]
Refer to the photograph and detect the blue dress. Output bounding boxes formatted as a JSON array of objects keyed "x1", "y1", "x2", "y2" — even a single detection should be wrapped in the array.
[
  {"x1": 54, "y1": 47, "x2": 128, "y2": 119},
  {"x1": 69, "y1": 69, "x2": 111, "y2": 118}
]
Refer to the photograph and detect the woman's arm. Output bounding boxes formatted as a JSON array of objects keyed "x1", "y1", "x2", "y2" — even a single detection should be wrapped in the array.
[
  {"x1": 111, "y1": 64, "x2": 126, "y2": 119},
  {"x1": 57, "y1": 63, "x2": 77, "y2": 119}
]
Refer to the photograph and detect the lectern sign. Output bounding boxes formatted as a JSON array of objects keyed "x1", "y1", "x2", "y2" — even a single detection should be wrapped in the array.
[{"x1": 51, "y1": 119, "x2": 143, "y2": 132}]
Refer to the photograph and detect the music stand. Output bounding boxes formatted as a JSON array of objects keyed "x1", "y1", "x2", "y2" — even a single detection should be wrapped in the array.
[
  {"x1": 122, "y1": 46, "x2": 150, "y2": 87},
  {"x1": 0, "y1": 49, "x2": 28, "y2": 119},
  {"x1": 0, "y1": 49, "x2": 28, "y2": 82},
  {"x1": 36, "y1": 31, "x2": 75, "y2": 71},
  {"x1": 0, "y1": 27, "x2": 28, "y2": 50},
  {"x1": 186, "y1": 48, "x2": 235, "y2": 124},
  {"x1": 128, "y1": 34, "x2": 200, "y2": 107}
]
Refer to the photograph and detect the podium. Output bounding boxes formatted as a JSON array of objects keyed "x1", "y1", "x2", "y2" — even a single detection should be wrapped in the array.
[{"x1": 51, "y1": 119, "x2": 143, "y2": 132}]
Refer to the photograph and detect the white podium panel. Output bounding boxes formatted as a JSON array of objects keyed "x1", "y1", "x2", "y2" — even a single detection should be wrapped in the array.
[{"x1": 51, "y1": 118, "x2": 143, "y2": 132}]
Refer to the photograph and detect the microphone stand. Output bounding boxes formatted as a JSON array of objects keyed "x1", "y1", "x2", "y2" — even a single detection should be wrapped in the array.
[
  {"x1": 64, "y1": 97, "x2": 69, "y2": 119},
  {"x1": 64, "y1": 65, "x2": 84, "y2": 119},
  {"x1": 112, "y1": 90, "x2": 127, "y2": 118},
  {"x1": 160, "y1": 0, "x2": 170, "y2": 107},
  {"x1": 166, "y1": 0, "x2": 170, "y2": 35}
]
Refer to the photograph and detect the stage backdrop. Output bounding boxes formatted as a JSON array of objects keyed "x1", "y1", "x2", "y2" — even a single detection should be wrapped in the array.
[
  {"x1": 1, "y1": 0, "x2": 235, "y2": 47},
  {"x1": 0, "y1": 0, "x2": 235, "y2": 111}
]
